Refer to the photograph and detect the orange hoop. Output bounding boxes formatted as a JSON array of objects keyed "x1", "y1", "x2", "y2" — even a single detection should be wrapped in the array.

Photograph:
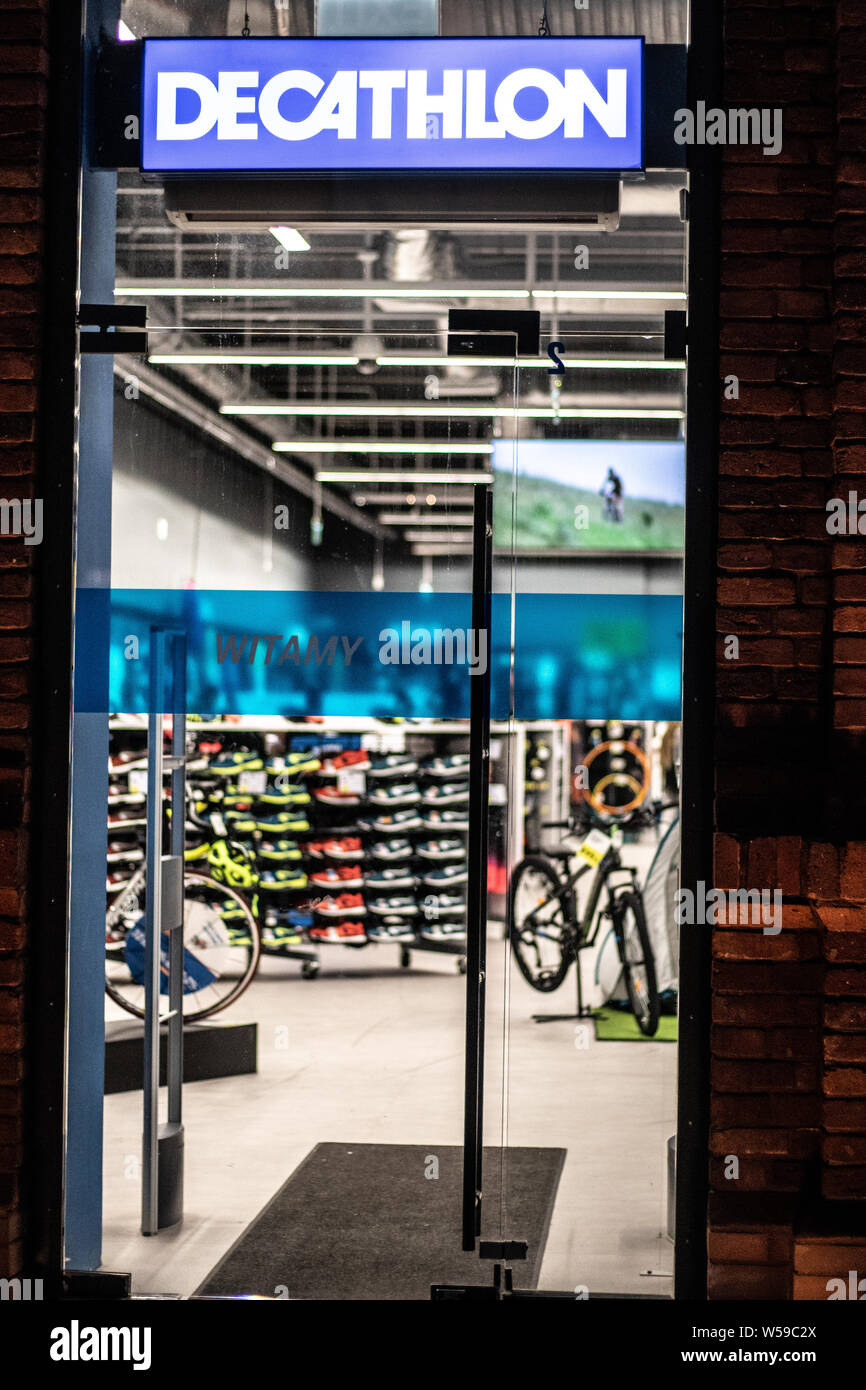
[{"x1": 583, "y1": 739, "x2": 651, "y2": 815}]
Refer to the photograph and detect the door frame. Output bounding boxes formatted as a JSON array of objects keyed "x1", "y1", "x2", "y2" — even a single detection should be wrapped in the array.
[{"x1": 27, "y1": 0, "x2": 722, "y2": 1297}]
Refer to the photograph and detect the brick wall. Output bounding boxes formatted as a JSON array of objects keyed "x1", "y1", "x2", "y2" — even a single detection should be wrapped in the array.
[
  {"x1": 710, "y1": 0, "x2": 866, "y2": 1299},
  {"x1": 0, "y1": 0, "x2": 48, "y2": 1279}
]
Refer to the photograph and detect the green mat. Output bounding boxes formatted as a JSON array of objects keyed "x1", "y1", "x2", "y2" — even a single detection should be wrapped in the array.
[{"x1": 594, "y1": 1009, "x2": 678, "y2": 1042}]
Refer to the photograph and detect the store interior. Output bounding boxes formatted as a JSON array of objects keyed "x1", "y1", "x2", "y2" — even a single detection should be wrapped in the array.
[{"x1": 82, "y1": 0, "x2": 689, "y2": 1300}]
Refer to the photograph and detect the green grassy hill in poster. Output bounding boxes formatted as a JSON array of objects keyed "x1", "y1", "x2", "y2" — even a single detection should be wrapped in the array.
[{"x1": 493, "y1": 468, "x2": 685, "y2": 551}]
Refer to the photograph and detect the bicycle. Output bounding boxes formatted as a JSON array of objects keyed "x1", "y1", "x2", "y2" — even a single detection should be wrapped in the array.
[
  {"x1": 105, "y1": 802, "x2": 262, "y2": 1023},
  {"x1": 508, "y1": 804, "x2": 663, "y2": 1036}
]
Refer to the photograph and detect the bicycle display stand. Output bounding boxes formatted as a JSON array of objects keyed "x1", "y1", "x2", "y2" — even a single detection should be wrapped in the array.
[
  {"x1": 531, "y1": 944, "x2": 597, "y2": 1024},
  {"x1": 142, "y1": 625, "x2": 187, "y2": 1236}
]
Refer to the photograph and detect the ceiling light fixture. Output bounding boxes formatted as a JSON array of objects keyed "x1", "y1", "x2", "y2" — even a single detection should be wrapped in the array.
[
  {"x1": 315, "y1": 470, "x2": 493, "y2": 484},
  {"x1": 378, "y1": 514, "x2": 474, "y2": 526},
  {"x1": 377, "y1": 356, "x2": 686, "y2": 370},
  {"x1": 273, "y1": 440, "x2": 492, "y2": 454},
  {"x1": 150, "y1": 353, "x2": 359, "y2": 367},
  {"x1": 116, "y1": 284, "x2": 531, "y2": 300},
  {"x1": 269, "y1": 226, "x2": 311, "y2": 252},
  {"x1": 227, "y1": 404, "x2": 684, "y2": 421}
]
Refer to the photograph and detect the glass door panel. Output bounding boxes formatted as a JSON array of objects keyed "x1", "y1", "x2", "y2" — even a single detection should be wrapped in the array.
[
  {"x1": 491, "y1": 328, "x2": 685, "y2": 1296},
  {"x1": 83, "y1": 324, "x2": 519, "y2": 1297}
]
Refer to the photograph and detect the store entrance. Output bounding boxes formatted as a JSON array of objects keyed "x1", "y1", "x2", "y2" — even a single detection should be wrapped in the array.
[{"x1": 87, "y1": 297, "x2": 684, "y2": 1296}]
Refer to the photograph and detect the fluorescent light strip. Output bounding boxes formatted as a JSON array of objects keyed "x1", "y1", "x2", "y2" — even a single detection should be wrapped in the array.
[
  {"x1": 404, "y1": 531, "x2": 475, "y2": 543},
  {"x1": 377, "y1": 356, "x2": 686, "y2": 370},
  {"x1": 273, "y1": 440, "x2": 492, "y2": 454},
  {"x1": 354, "y1": 492, "x2": 474, "y2": 505},
  {"x1": 150, "y1": 354, "x2": 360, "y2": 367},
  {"x1": 227, "y1": 404, "x2": 684, "y2": 420},
  {"x1": 315, "y1": 471, "x2": 493, "y2": 484},
  {"x1": 149, "y1": 352, "x2": 684, "y2": 371},
  {"x1": 411, "y1": 544, "x2": 473, "y2": 556},
  {"x1": 531, "y1": 289, "x2": 687, "y2": 301},
  {"x1": 117, "y1": 285, "x2": 530, "y2": 300},
  {"x1": 378, "y1": 514, "x2": 474, "y2": 526}
]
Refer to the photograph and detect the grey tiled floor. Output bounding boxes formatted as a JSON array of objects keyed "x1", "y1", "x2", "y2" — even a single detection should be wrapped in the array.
[{"x1": 102, "y1": 917, "x2": 675, "y2": 1299}]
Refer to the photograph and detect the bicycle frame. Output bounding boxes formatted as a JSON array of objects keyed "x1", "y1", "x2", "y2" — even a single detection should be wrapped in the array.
[{"x1": 521, "y1": 843, "x2": 638, "y2": 950}]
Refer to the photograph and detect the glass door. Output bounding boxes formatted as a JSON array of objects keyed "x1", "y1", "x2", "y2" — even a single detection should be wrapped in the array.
[
  {"x1": 486, "y1": 327, "x2": 685, "y2": 1296},
  {"x1": 73, "y1": 323, "x2": 526, "y2": 1298}
]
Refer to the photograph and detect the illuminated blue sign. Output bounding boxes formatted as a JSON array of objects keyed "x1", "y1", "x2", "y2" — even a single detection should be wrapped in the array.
[{"x1": 141, "y1": 37, "x2": 643, "y2": 173}]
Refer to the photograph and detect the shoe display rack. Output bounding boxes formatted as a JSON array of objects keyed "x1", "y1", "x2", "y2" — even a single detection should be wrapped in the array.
[{"x1": 107, "y1": 714, "x2": 570, "y2": 978}]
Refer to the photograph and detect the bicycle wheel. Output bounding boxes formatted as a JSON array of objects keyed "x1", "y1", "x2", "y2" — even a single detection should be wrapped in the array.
[
  {"x1": 614, "y1": 889, "x2": 659, "y2": 1036},
  {"x1": 509, "y1": 855, "x2": 573, "y2": 993},
  {"x1": 106, "y1": 870, "x2": 261, "y2": 1022}
]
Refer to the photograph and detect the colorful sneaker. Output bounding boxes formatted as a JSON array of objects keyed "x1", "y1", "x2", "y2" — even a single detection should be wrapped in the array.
[
  {"x1": 320, "y1": 749, "x2": 371, "y2": 775},
  {"x1": 107, "y1": 809, "x2": 147, "y2": 829},
  {"x1": 314, "y1": 785, "x2": 363, "y2": 807},
  {"x1": 367, "y1": 755, "x2": 418, "y2": 779},
  {"x1": 260, "y1": 919, "x2": 303, "y2": 949},
  {"x1": 422, "y1": 782, "x2": 469, "y2": 805},
  {"x1": 366, "y1": 916, "x2": 416, "y2": 943},
  {"x1": 320, "y1": 836, "x2": 363, "y2": 860},
  {"x1": 258, "y1": 869, "x2": 309, "y2": 892},
  {"x1": 369, "y1": 838, "x2": 413, "y2": 861},
  {"x1": 415, "y1": 838, "x2": 466, "y2": 861},
  {"x1": 367, "y1": 895, "x2": 419, "y2": 916},
  {"x1": 364, "y1": 867, "x2": 417, "y2": 890},
  {"x1": 358, "y1": 809, "x2": 423, "y2": 833},
  {"x1": 257, "y1": 839, "x2": 302, "y2": 863},
  {"x1": 421, "y1": 863, "x2": 469, "y2": 887},
  {"x1": 209, "y1": 750, "x2": 264, "y2": 776},
  {"x1": 109, "y1": 750, "x2": 148, "y2": 773},
  {"x1": 309, "y1": 920, "x2": 367, "y2": 945},
  {"x1": 419, "y1": 893, "x2": 466, "y2": 919},
  {"x1": 266, "y1": 752, "x2": 321, "y2": 776},
  {"x1": 420, "y1": 754, "x2": 471, "y2": 778},
  {"x1": 310, "y1": 865, "x2": 364, "y2": 889},
  {"x1": 224, "y1": 812, "x2": 258, "y2": 837},
  {"x1": 107, "y1": 841, "x2": 144, "y2": 864},
  {"x1": 107, "y1": 787, "x2": 145, "y2": 806},
  {"x1": 315, "y1": 893, "x2": 366, "y2": 918},
  {"x1": 258, "y1": 785, "x2": 311, "y2": 807},
  {"x1": 207, "y1": 784, "x2": 254, "y2": 809},
  {"x1": 254, "y1": 812, "x2": 311, "y2": 833},
  {"x1": 366, "y1": 782, "x2": 420, "y2": 806},
  {"x1": 421, "y1": 921, "x2": 466, "y2": 941},
  {"x1": 421, "y1": 808, "x2": 469, "y2": 830}
]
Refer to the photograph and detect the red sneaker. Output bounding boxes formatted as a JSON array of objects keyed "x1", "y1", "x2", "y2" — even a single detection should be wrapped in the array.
[
  {"x1": 322, "y1": 836, "x2": 363, "y2": 860},
  {"x1": 310, "y1": 865, "x2": 364, "y2": 889},
  {"x1": 314, "y1": 786, "x2": 362, "y2": 806},
  {"x1": 309, "y1": 920, "x2": 367, "y2": 945},
  {"x1": 314, "y1": 893, "x2": 366, "y2": 917}
]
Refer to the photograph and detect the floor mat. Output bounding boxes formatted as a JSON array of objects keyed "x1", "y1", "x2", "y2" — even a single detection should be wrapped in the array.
[
  {"x1": 594, "y1": 1009, "x2": 678, "y2": 1042},
  {"x1": 195, "y1": 1142, "x2": 565, "y2": 1301}
]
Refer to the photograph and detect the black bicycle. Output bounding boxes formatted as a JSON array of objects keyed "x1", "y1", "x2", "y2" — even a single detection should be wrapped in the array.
[{"x1": 509, "y1": 805, "x2": 661, "y2": 1036}]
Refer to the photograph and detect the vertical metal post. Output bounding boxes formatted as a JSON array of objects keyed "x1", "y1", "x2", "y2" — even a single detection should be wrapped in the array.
[
  {"x1": 167, "y1": 633, "x2": 186, "y2": 1128},
  {"x1": 462, "y1": 483, "x2": 493, "y2": 1249},
  {"x1": 142, "y1": 627, "x2": 165, "y2": 1235}
]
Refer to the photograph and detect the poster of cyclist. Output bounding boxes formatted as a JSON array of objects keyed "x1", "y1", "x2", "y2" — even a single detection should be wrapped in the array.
[{"x1": 492, "y1": 439, "x2": 685, "y2": 552}]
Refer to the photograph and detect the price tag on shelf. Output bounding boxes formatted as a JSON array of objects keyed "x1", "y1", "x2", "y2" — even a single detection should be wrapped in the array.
[
  {"x1": 488, "y1": 782, "x2": 507, "y2": 805},
  {"x1": 576, "y1": 828, "x2": 611, "y2": 866},
  {"x1": 128, "y1": 770, "x2": 148, "y2": 794},
  {"x1": 238, "y1": 770, "x2": 267, "y2": 793},
  {"x1": 337, "y1": 769, "x2": 366, "y2": 795}
]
